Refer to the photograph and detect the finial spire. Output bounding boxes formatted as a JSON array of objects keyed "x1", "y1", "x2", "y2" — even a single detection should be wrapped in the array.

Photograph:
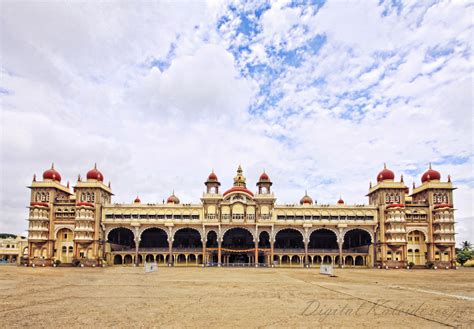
[
  {"x1": 33, "y1": 174, "x2": 36, "y2": 182},
  {"x1": 94, "y1": 162, "x2": 97, "y2": 169},
  {"x1": 429, "y1": 162, "x2": 432, "y2": 169},
  {"x1": 448, "y1": 174, "x2": 451, "y2": 182},
  {"x1": 67, "y1": 181, "x2": 70, "y2": 188},
  {"x1": 51, "y1": 162, "x2": 55, "y2": 169},
  {"x1": 384, "y1": 162, "x2": 386, "y2": 169},
  {"x1": 412, "y1": 181, "x2": 415, "y2": 188},
  {"x1": 400, "y1": 174, "x2": 404, "y2": 182},
  {"x1": 78, "y1": 174, "x2": 81, "y2": 182}
]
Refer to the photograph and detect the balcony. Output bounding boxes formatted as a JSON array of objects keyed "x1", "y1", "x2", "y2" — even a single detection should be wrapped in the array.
[
  {"x1": 74, "y1": 236, "x2": 94, "y2": 241},
  {"x1": 433, "y1": 217, "x2": 454, "y2": 223},
  {"x1": 385, "y1": 228, "x2": 406, "y2": 234},
  {"x1": 74, "y1": 226, "x2": 94, "y2": 232},
  {"x1": 433, "y1": 228, "x2": 455, "y2": 234}
]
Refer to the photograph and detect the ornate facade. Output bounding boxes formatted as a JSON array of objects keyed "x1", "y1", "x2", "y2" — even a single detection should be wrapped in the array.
[{"x1": 26, "y1": 163, "x2": 456, "y2": 268}]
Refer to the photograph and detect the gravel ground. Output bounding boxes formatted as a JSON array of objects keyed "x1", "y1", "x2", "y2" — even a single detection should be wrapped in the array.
[{"x1": 0, "y1": 266, "x2": 473, "y2": 328}]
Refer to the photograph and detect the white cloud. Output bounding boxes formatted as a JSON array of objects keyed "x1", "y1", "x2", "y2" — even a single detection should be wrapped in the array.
[{"x1": 0, "y1": 0, "x2": 472, "y2": 246}]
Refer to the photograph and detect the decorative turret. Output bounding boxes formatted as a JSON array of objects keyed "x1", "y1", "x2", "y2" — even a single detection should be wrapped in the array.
[
  {"x1": 233, "y1": 165, "x2": 246, "y2": 187},
  {"x1": 256, "y1": 170, "x2": 272, "y2": 194},
  {"x1": 205, "y1": 170, "x2": 221, "y2": 194}
]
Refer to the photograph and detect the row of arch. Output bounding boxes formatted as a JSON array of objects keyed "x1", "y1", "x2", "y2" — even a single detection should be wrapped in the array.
[
  {"x1": 111, "y1": 253, "x2": 367, "y2": 267},
  {"x1": 107, "y1": 227, "x2": 372, "y2": 251},
  {"x1": 106, "y1": 225, "x2": 374, "y2": 244}
]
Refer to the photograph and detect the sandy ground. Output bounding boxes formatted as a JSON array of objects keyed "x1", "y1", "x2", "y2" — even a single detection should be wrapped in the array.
[{"x1": 0, "y1": 266, "x2": 473, "y2": 328}]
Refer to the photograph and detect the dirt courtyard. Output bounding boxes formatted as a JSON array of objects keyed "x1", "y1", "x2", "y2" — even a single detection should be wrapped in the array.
[{"x1": 0, "y1": 266, "x2": 472, "y2": 328}]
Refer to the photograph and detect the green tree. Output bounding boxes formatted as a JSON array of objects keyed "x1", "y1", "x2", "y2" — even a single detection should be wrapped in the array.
[
  {"x1": 457, "y1": 241, "x2": 473, "y2": 266},
  {"x1": 461, "y1": 241, "x2": 472, "y2": 251}
]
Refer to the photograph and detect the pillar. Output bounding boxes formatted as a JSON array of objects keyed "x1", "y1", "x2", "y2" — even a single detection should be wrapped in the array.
[
  {"x1": 168, "y1": 240, "x2": 173, "y2": 266},
  {"x1": 134, "y1": 238, "x2": 140, "y2": 265},
  {"x1": 304, "y1": 241, "x2": 309, "y2": 267},
  {"x1": 255, "y1": 240, "x2": 259, "y2": 266},
  {"x1": 270, "y1": 240, "x2": 274, "y2": 266},
  {"x1": 217, "y1": 239, "x2": 222, "y2": 266},
  {"x1": 202, "y1": 240, "x2": 206, "y2": 266},
  {"x1": 338, "y1": 240, "x2": 343, "y2": 267}
]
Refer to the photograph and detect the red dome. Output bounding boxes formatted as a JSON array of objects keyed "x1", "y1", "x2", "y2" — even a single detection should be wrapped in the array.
[
  {"x1": 43, "y1": 164, "x2": 61, "y2": 182},
  {"x1": 208, "y1": 171, "x2": 218, "y2": 181},
  {"x1": 223, "y1": 186, "x2": 254, "y2": 197},
  {"x1": 337, "y1": 198, "x2": 344, "y2": 204},
  {"x1": 377, "y1": 164, "x2": 395, "y2": 182},
  {"x1": 87, "y1": 164, "x2": 104, "y2": 182},
  {"x1": 300, "y1": 192, "x2": 313, "y2": 205},
  {"x1": 134, "y1": 196, "x2": 141, "y2": 203},
  {"x1": 259, "y1": 172, "x2": 269, "y2": 181},
  {"x1": 167, "y1": 193, "x2": 180, "y2": 204},
  {"x1": 421, "y1": 165, "x2": 441, "y2": 183}
]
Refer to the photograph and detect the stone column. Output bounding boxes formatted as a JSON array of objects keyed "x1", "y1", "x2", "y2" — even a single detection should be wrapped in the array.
[
  {"x1": 338, "y1": 239, "x2": 343, "y2": 267},
  {"x1": 168, "y1": 239, "x2": 173, "y2": 266},
  {"x1": 255, "y1": 239, "x2": 259, "y2": 267},
  {"x1": 304, "y1": 241, "x2": 309, "y2": 267},
  {"x1": 134, "y1": 238, "x2": 140, "y2": 266},
  {"x1": 270, "y1": 239, "x2": 274, "y2": 266},
  {"x1": 202, "y1": 237, "x2": 206, "y2": 266},
  {"x1": 217, "y1": 239, "x2": 222, "y2": 266}
]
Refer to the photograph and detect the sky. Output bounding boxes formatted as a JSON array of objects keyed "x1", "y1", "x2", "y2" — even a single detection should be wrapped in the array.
[{"x1": 0, "y1": 0, "x2": 472, "y2": 244}]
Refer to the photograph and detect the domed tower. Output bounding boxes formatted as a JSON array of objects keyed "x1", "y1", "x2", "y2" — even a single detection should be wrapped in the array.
[
  {"x1": 337, "y1": 196, "x2": 345, "y2": 205},
  {"x1": 74, "y1": 163, "x2": 113, "y2": 265},
  {"x1": 411, "y1": 163, "x2": 456, "y2": 267},
  {"x1": 27, "y1": 163, "x2": 73, "y2": 266},
  {"x1": 367, "y1": 163, "x2": 408, "y2": 269},
  {"x1": 256, "y1": 171, "x2": 272, "y2": 194},
  {"x1": 205, "y1": 170, "x2": 221, "y2": 194}
]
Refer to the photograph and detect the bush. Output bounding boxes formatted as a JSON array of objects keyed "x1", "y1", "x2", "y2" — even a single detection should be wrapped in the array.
[
  {"x1": 408, "y1": 262, "x2": 415, "y2": 269},
  {"x1": 71, "y1": 259, "x2": 81, "y2": 267},
  {"x1": 54, "y1": 259, "x2": 61, "y2": 266},
  {"x1": 425, "y1": 261, "x2": 434, "y2": 269}
]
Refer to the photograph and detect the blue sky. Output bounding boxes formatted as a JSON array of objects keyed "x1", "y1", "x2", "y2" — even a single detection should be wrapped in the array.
[{"x1": 0, "y1": 0, "x2": 472, "y2": 242}]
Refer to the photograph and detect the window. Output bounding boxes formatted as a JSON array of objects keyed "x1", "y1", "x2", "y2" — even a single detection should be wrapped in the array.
[
  {"x1": 64, "y1": 234, "x2": 68, "y2": 239},
  {"x1": 68, "y1": 246, "x2": 73, "y2": 253},
  {"x1": 80, "y1": 252, "x2": 85, "y2": 258},
  {"x1": 62, "y1": 246, "x2": 67, "y2": 252}
]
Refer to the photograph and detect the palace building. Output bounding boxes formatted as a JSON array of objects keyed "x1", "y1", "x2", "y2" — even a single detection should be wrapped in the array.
[{"x1": 26, "y1": 163, "x2": 456, "y2": 268}]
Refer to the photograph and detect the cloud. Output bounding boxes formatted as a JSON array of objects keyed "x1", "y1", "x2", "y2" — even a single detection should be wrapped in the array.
[{"x1": 1, "y1": 0, "x2": 472, "y2": 245}]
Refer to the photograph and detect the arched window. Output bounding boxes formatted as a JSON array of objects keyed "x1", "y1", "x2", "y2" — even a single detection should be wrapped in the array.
[{"x1": 62, "y1": 246, "x2": 67, "y2": 252}]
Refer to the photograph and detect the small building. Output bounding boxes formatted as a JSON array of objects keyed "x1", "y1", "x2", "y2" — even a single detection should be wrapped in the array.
[{"x1": 0, "y1": 235, "x2": 28, "y2": 264}]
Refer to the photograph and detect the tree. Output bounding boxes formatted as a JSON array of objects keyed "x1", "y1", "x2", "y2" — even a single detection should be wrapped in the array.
[
  {"x1": 457, "y1": 249, "x2": 472, "y2": 267},
  {"x1": 461, "y1": 241, "x2": 472, "y2": 251}
]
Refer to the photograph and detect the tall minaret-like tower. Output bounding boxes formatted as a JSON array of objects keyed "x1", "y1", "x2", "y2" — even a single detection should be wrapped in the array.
[
  {"x1": 367, "y1": 164, "x2": 408, "y2": 268},
  {"x1": 73, "y1": 164, "x2": 113, "y2": 265},
  {"x1": 27, "y1": 164, "x2": 72, "y2": 265},
  {"x1": 411, "y1": 164, "x2": 456, "y2": 267}
]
